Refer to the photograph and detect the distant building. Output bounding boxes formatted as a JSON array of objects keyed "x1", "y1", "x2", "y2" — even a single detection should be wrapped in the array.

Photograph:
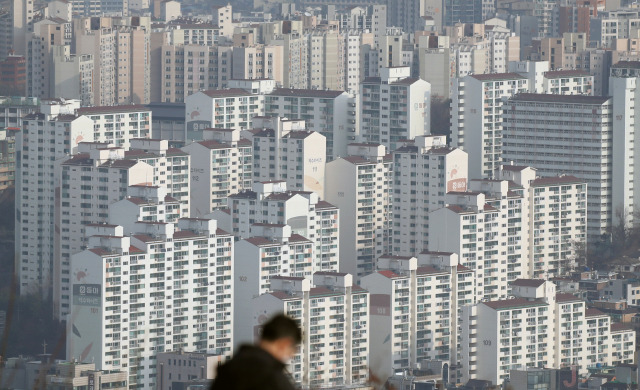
[
  {"x1": 67, "y1": 218, "x2": 233, "y2": 389},
  {"x1": 0, "y1": 53, "x2": 25, "y2": 94},
  {"x1": 264, "y1": 88, "x2": 357, "y2": 161},
  {"x1": 246, "y1": 116, "x2": 326, "y2": 198},
  {"x1": 0, "y1": 358, "x2": 127, "y2": 390},
  {"x1": 460, "y1": 280, "x2": 635, "y2": 384},
  {"x1": 156, "y1": 351, "x2": 222, "y2": 390},
  {"x1": 326, "y1": 144, "x2": 392, "y2": 278},
  {"x1": 181, "y1": 129, "x2": 252, "y2": 216},
  {"x1": 253, "y1": 272, "x2": 370, "y2": 387},
  {"x1": 15, "y1": 99, "x2": 93, "y2": 296},
  {"x1": 451, "y1": 73, "x2": 528, "y2": 179},
  {"x1": 146, "y1": 102, "x2": 185, "y2": 142},
  {"x1": 361, "y1": 253, "x2": 477, "y2": 381},
  {"x1": 360, "y1": 67, "x2": 431, "y2": 152},
  {"x1": 392, "y1": 135, "x2": 468, "y2": 255},
  {"x1": 0, "y1": 127, "x2": 18, "y2": 191},
  {"x1": 502, "y1": 93, "x2": 613, "y2": 242}
]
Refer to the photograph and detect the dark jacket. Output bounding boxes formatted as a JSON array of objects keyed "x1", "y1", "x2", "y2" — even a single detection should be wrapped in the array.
[{"x1": 211, "y1": 345, "x2": 296, "y2": 390}]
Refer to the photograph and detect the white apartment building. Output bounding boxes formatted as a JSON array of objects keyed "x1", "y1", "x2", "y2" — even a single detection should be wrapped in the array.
[
  {"x1": 360, "y1": 253, "x2": 476, "y2": 381},
  {"x1": 451, "y1": 73, "x2": 529, "y2": 179},
  {"x1": 253, "y1": 272, "x2": 369, "y2": 388},
  {"x1": 502, "y1": 93, "x2": 614, "y2": 242},
  {"x1": 542, "y1": 70, "x2": 594, "y2": 95},
  {"x1": 360, "y1": 67, "x2": 431, "y2": 152},
  {"x1": 430, "y1": 182, "x2": 524, "y2": 301},
  {"x1": 498, "y1": 166, "x2": 588, "y2": 278},
  {"x1": 344, "y1": 31, "x2": 367, "y2": 95},
  {"x1": 325, "y1": 144, "x2": 392, "y2": 278},
  {"x1": 161, "y1": 45, "x2": 233, "y2": 103},
  {"x1": 108, "y1": 185, "x2": 184, "y2": 231},
  {"x1": 234, "y1": 224, "x2": 314, "y2": 345},
  {"x1": 67, "y1": 217, "x2": 234, "y2": 390},
  {"x1": 508, "y1": 60, "x2": 550, "y2": 93},
  {"x1": 246, "y1": 117, "x2": 325, "y2": 198},
  {"x1": 185, "y1": 88, "x2": 266, "y2": 140},
  {"x1": 392, "y1": 135, "x2": 468, "y2": 256},
  {"x1": 219, "y1": 181, "x2": 340, "y2": 274},
  {"x1": 76, "y1": 105, "x2": 151, "y2": 149},
  {"x1": 264, "y1": 89, "x2": 357, "y2": 161},
  {"x1": 125, "y1": 139, "x2": 190, "y2": 215},
  {"x1": 0, "y1": 97, "x2": 39, "y2": 128},
  {"x1": 54, "y1": 145, "x2": 155, "y2": 319},
  {"x1": 460, "y1": 280, "x2": 635, "y2": 385},
  {"x1": 181, "y1": 129, "x2": 252, "y2": 216},
  {"x1": 15, "y1": 99, "x2": 94, "y2": 295},
  {"x1": 609, "y1": 65, "x2": 640, "y2": 228}
]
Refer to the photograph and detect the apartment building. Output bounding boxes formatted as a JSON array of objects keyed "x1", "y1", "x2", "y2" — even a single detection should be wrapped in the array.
[
  {"x1": 218, "y1": 180, "x2": 339, "y2": 273},
  {"x1": 430, "y1": 181, "x2": 525, "y2": 300},
  {"x1": 15, "y1": 99, "x2": 94, "y2": 295},
  {"x1": 54, "y1": 145, "x2": 155, "y2": 319},
  {"x1": 502, "y1": 93, "x2": 614, "y2": 242},
  {"x1": 264, "y1": 88, "x2": 357, "y2": 161},
  {"x1": 185, "y1": 87, "x2": 267, "y2": 140},
  {"x1": 231, "y1": 45, "x2": 284, "y2": 85},
  {"x1": 76, "y1": 105, "x2": 151, "y2": 149},
  {"x1": 234, "y1": 224, "x2": 314, "y2": 345},
  {"x1": 460, "y1": 280, "x2": 635, "y2": 384},
  {"x1": 417, "y1": 36, "x2": 455, "y2": 99},
  {"x1": 451, "y1": 73, "x2": 529, "y2": 179},
  {"x1": 498, "y1": 166, "x2": 588, "y2": 278},
  {"x1": 0, "y1": 128, "x2": 17, "y2": 191},
  {"x1": 74, "y1": 21, "x2": 116, "y2": 106},
  {"x1": 125, "y1": 139, "x2": 190, "y2": 215},
  {"x1": 0, "y1": 97, "x2": 38, "y2": 191},
  {"x1": 609, "y1": 64, "x2": 640, "y2": 228},
  {"x1": 307, "y1": 30, "x2": 345, "y2": 91},
  {"x1": 360, "y1": 67, "x2": 431, "y2": 152},
  {"x1": 326, "y1": 144, "x2": 392, "y2": 278},
  {"x1": 392, "y1": 135, "x2": 468, "y2": 256},
  {"x1": 67, "y1": 217, "x2": 233, "y2": 389},
  {"x1": 26, "y1": 18, "x2": 68, "y2": 100},
  {"x1": 161, "y1": 45, "x2": 233, "y2": 103},
  {"x1": 51, "y1": 46, "x2": 94, "y2": 106},
  {"x1": 360, "y1": 253, "x2": 476, "y2": 380},
  {"x1": 542, "y1": 70, "x2": 594, "y2": 95},
  {"x1": 181, "y1": 129, "x2": 252, "y2": 216},
  {"x1": 266, "y1": 32, "x2": 308, "y2": 89},
  {"x1": 0, "y1": 96, "x2": 39, "y2": 128},
  {"x1": 253, "y1": 273, "x2": 369, "y2": 387},
  {"x1": 246, "y1": 117, "x2": 326, "y2": 198}
]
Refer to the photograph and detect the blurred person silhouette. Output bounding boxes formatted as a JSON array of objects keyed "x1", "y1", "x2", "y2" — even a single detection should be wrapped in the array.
[{"x1": 211, "y1": 313, "x2": 301, "y2": 390}]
